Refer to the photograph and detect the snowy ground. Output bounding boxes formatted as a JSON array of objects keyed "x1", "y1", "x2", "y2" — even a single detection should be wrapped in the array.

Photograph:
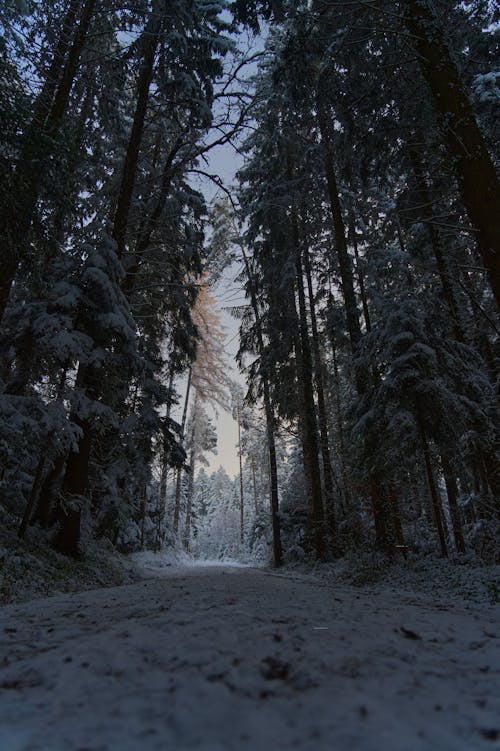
[{"x1": 1, "y1": 564, "x2": 499, "y2": 751}]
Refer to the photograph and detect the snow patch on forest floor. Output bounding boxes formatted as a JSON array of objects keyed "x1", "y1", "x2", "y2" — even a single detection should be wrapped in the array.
[
  {"x1": 0, "y1": 508, "x2": 143, "y2": 606},
  {"x1": 287, "y1": 555, "x2": 500, "y2": 607},
  {"x1": 1, "y1": 565, "x2": 499, "y2": 751}
]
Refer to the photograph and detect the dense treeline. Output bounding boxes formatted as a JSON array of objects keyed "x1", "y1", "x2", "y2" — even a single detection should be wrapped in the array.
[
  {"x1": 0, "y1": 0, "x2": 252, "y2": 556},
  {"x1": 0, "y1": 0, "x2": 498, "y2": 567},
  {"x1": 235, "y1": 0, "x2": 499, "y2": 564}
]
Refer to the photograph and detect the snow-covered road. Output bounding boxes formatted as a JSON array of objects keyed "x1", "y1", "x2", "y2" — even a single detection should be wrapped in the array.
[{"x1": 1, "y1": 565, "x2": 498, "y2": 751}]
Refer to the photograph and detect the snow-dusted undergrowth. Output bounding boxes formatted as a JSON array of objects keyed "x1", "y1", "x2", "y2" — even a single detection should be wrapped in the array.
[
  {"x1": 0, "y1": 508, "x2": 141, "y2": 605},
  {"x1": 284, "y1": 554, "x2": 500, "y2": 607}
]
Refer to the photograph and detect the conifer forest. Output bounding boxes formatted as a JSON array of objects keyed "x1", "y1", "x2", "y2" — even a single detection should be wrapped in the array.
[
  {"x1": 0, "y1": 2, "x2": 499, "y2": 749},
  {"x1": 1, "y1": 0, "x2": 498, "y2": 568}
]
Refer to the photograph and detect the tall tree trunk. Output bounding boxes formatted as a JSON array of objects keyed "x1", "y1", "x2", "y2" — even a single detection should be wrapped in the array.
[
  {"x1": 156, "y1": 368, "x2": 175, "y2": 549},
  {"x1": 173, "y1": 368, "x2": 192, "y2": 534},
  {"x1": 348, "y1": 213, "x2": 371, "y2": 334},
  {"x1": 240, "y1": 245, "x2": 282, "y2": 566},
  {"x1": 183, "y1": 450, "x2": 196, "y2": 551},
  {"x1": 112, "y1": 5, "x2": 162, "y2": 258},
  {"x1": 291, "y1": 205, "x2": 325, "y2": 560},
  {"x1": 407, "y1": 144, "x2": 465, "y2": 341},
  {"x1": 328, "y1": 330, "x2": 350, "y2": 516},
  {"x1": 303, "y1": 246, "x2": 337, "y2": 541},
  {"x1": 31, "y1": 0, "x2": 82, "y2": 128},
  {"x1": 54, "y1": 4, "x2": 163, "y2": 553},
  {"x1": 237, "y1": 402, "x2": 244, "y2": 545},
  {"x1": 52, "y1": 360, "x2": 98, "y2": 555},
  {"x1": 251, "y1": 457, "x2": 258, "y2": 513},
  {"x1": 35, "y1": 454, "x2": 67, "y2": 528},
  {"x1": 416, "y1": 407, "x2": 448, "y2": 557},
  {"x1": 405, "y1": 0, "x2": 500, "y2": 309},
  {"x1": 316, "y1": 101, "x2": 365, "y2": 390},
  {"x1": 44, "y1": 0, "x2": 97, "y2": 131},
  {"x1": 441, "y1": 455, "x2": 466, "y2": 554},
  {"x1": 18, "y1": 455, "x2": 46, "y2": 538},
  {"x1": 316, "y1": 114, "x2": 392, "y2": 547},
  {"x1": 53, "y1": 409, "x2": 93, "y2": 556}
]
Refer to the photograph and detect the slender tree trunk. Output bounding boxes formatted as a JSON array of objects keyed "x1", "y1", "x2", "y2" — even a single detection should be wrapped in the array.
[
  {"x1": 317, "y1": 102, "x2": 364, "y2": 390},
  {"x1": 329, "y1": 333, "x2": 350, "y2": 516},
  {"x1": 251, "y1": 457, "x2": 258, "y2": 513},
  {"x1": 44, "y1": 0, "x2": 97, "y2": 131},
  {"x1": 35, "y1": 454, "x2": 67, "y2": 528},
  {"x1": 292, "y1": 218, "x2": 325, "y2": 560},
  {"x1": 52, "y1": 412, "x2": 93, "y2": 556},
  {"x1": 183, "y1": 451, "x2": 196, "y2": 551},
  {"x1": 441, "y1": 455, "x2": 466, "y2": 554},
  {"x1": 265, "y1": 386, "x2": 282, "y2": 566},
  {"x1": 155, "y1": 368, "x2": 175, "y2": 548},
  {"x1": 140, "y1": 495, "x2": 146, "y2": 550},
  {"x1": 173, "y1": 368, "x2": 192, "y2": 534},
  {"x1": 112, "y1": 4, "x2": 162, "y2": 258},
  {"x1": 237, "y1": 402, "x2": 244, "y2": 545},
  {"x1": 316, "y1": 116, "x2": 391, "y2": 546},
  {"x1": 52, "y1": 361, "x2": 98, "y2": 555},
  {"x1": 31, "y1": 0, "x2": 82, "y2": 128},
  {"x1": 240, "y1": 244, "x2": 282, "y2": 566},
  {"x1": 18, "y1": 455, "x2": 46, "y2": 538},
  {"x1": 389, "y1": 487, "x2": 405, "y2": 547},
  {"x1": 416, "y1": 407, "x2": 448, "y2": 557},
  {"x1": 303, "y1": 246, "x2": 337, "y2": 541},
  {"x1": 407, "y1": 144, "x2": 465, "y2": 341},
  {"x1": 348, "y1": 213, "x2": 371, "y2": 333},
  {"x1": 405, "y1": 0, "x2": 500, "y2": 309}
]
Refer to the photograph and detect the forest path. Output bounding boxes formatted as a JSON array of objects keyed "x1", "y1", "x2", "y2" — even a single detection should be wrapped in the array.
[{"x1": 0, "y1": 565, "x2": 498, "y2": 751}]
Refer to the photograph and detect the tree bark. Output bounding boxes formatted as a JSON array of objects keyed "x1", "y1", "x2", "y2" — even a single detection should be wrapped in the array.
[
  {"x1": 112, "y1": 5, "x2": 162, "y2": 258},
  {"x1": 18, "y1": 455, "x2": 46, "y2": 538},
  {"x1": 303, "y1": 245, "x2": 337, "y2": 541},
  {"x1": 240, "y1": 244, "x2": 282, "y2": 566},
  {"x1": 441, "y1": 455, "x2": 466, "y2": 554},
  {"x1": 317, "y1": 102, "x2": 364, "y2": 391},
  {"x1": 52, "y1": 409, "x2": 93, "y2": 556},
  {"x1": 31, "y1": 0, "x2": 82, "y2": 128},
  {"x1": 44, "y1": 0, "x2": 97, "y2": 131},
  {"x1": 417, "y1": 407, "x2": 448, "y2": 557},
  {"x1": 294, "y1": 247, "x2": 325, "y2": 560},
  {"x1": 405, "y1": 0, "x2": 500, "y2": 309},
  {"x1": 407, "y1": 144, "x2": 465, "y2": 341},
  {"x1": 251, "y1": 457, "x2": 258, "y2": 513},
  {"x1": 183, "y1": 450, "x2": 196, "y2": 551},
  {"x1": 237, "y1": 402, "x2": 245, "y2": 544},
  {"x1": 328, "y1": 328, "x2": 350, "y2": 516},
  {"x1": 173, "y1": 368, "x2": 192, "y2": 534},
  {"x1": 348, "y1": 213, "x2": 371, "y2": 334},
  {"x1": 35, "y1": 453, "x2": 67, "y2": 528}
]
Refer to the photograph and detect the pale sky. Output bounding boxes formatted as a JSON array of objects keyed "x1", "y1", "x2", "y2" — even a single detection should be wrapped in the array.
[
  {"x1": 186, "y1": 38, "x2": 262, "y2": 478},
  {"x1": 189, "y1": 139, "x2": 247, "y2": 479},
  {"x1": 205, "y1": 269, "x2": 246, "y2": 478}
]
